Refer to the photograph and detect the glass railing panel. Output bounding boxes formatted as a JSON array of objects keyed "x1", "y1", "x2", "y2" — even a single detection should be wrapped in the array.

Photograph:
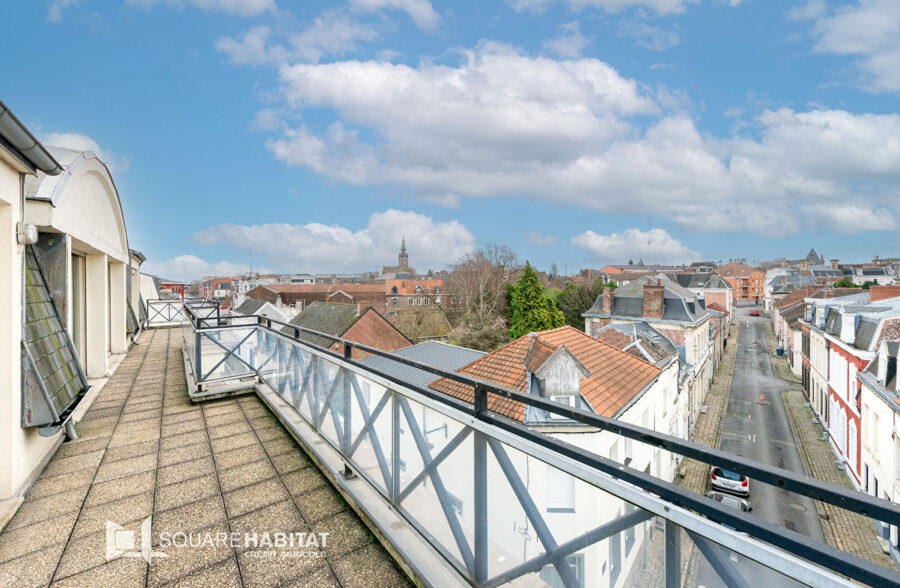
[
  {"x1": 345, "y1": 373, "x2": 393, "y2": 495},
  {"x1": 196, "y1": 326, "x2": 257, "y2": 382}
]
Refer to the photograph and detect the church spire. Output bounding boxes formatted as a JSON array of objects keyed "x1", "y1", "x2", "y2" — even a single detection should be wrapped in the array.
[{"x1": 400, "y1": 237, "x2": 407, "y2": 258}]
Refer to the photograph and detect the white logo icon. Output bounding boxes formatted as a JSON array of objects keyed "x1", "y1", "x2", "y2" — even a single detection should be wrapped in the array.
[{"x1": 105, "y1": 516, "x2": 168, "y2": 563}]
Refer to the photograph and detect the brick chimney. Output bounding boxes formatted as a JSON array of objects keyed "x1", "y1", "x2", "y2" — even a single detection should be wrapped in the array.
[
  {"x1": 830, "y1": 259, "x2": 839, "y2": 270},
  {"x1": 643, "y1": 279, "x2": 665, "y2": 319},
  {"x1": 801, "y1": 260, "x2": 808, "y2": 269},
  {"x1": 870, "y1": 285, "x2": 900, "y2": 302},
  {"x1": 601, "y1": 286, "x2": 615, "y2": 314}
]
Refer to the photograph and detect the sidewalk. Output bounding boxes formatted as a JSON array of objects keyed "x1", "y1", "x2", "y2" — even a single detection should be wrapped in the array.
[
  {"x1": 782, "y1": 389, "x2": 894, "y2": 569},
  {"x1": 625, "y1": 322, "x2": 740, "y2": 587},
  {"x1": 763, "y1": 319, "x2": 801, "y2": 384}
]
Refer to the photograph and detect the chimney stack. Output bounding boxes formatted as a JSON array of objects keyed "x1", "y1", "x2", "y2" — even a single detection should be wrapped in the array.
[
  {"x1": 643, "y1": 279, "x2": 665, "y2": 319},
  {"x1": 830, "y1": 259, "x2": 839, "y2": 270},
  {"x1": 601, "y1": 286, "x2": 615, "y2": 314},
  {"x1": 801, "y1": 260, "x2": 809, "y2": 269},
  {"x1": 870, "y1": 285, "x2": 900, "y2": 302}
]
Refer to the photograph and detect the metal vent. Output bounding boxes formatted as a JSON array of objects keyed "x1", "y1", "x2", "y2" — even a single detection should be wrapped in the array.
[{"x1": 21, "y1": 245, "x2": 89, "y2": 433}]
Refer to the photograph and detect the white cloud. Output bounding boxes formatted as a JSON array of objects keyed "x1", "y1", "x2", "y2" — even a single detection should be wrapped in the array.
[
  {"x1": 216, "y1": 12, "x2": 379, "y2": 65},
  {"x1": 127, "y1": 0, "x2": 276, "y2": 17},
  {"x1": 41, "y1": 131, "x2": 131, "y2": 173},
  {"x1": 527, "y1": 231, "x2": 557, "y2": 246},
  {"x1": 801, "y1": 0, "x2": 900, "y2": 92},
  {"x1": 543, "y1": 21, "x2": 590, "y2": 58},
  {"x1": 617, "y1": 11, "x2": 681, "y2": 51},
  {"x1": 189, "y1": 209, "x2": 475, "y2": 272},
  {"x1": 252, "y1": 42, "x2": 900, "y2": 236},
  {"x1": 142, "y1": 255, "x2": 257, "y2": 281},
  {"x1": 508, "y1": 0, "x2": 554, "y2": 14},
  {"x1": 572, "y1": 228, "x2": 701, "y2": 264},
  {"x1": 800, "y1": 202, "x2": 896, "y2": 233},
  {"x1": 349, "y1": 0, "x2": 440, "y2": 30},
  {"x1": 48, "y1": 0, "x2": 78, "y2": 22}
]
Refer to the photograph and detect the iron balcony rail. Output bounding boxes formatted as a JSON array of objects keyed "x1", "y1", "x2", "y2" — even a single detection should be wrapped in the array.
[
  {"x1": 182, "y1": 306, "x2": 900, "y2": 587},
  {"x1": 145, "y1": 298, "x2": 218, "y2": 328}
]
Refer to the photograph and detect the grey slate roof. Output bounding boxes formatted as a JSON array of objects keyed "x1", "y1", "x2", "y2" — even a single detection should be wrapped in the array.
[
  {"x1": 358, "y1": 341, "x2": 486, "y2": 389},
  {"x1": 661, "y1": 272, "x2": 731, "y2": 290},
  {"x1": 599, "y1": 322, "x2": 678, "y2": 366},
  {"x1": 855, "y1": 317, "x2": 880, "y2": 351},
  {"x1": 284, "y1": 302, "x2": 363, "y2": 347},
  {"x1": 236, "y1": 298, "x2": 267, "y2": 315},
  {"x1": 584, "y1": 276, "x2": 713, "y2": 324}
]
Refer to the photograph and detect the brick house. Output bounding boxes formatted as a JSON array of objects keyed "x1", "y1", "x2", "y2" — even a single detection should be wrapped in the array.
[
  {"x1": 714, "y1": 262, "x2": 765, "y2": 304},
  {"x1": 283, "y1": 301, "x2": 411, "y2": 359}
]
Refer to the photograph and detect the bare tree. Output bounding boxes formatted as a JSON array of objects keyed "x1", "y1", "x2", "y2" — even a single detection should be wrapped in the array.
[{"x1": 445, "y1": 244, "x2": 519, "y2": 350}]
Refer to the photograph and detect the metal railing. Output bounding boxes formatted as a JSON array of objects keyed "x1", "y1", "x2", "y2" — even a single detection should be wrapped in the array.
[
  {"x1": 181, "y1": 307, "x2": 900, "y2": 588},
  {"x1": 145, "y1": 298, "x2": 217, "y2": 328}
]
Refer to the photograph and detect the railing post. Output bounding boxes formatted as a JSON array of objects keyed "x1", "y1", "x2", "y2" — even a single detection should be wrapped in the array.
[
  {"x1": 194, "y1": 328, "x2": 202, "y2": 389},
  {"x1": 665, "y1": 521, "x2": 681, "y2": 588},
  {"x1": 473, "y1": 384, "x2": 488, "y2": 584},
  {"x1": 391, "y1": 390, "x2": 400, "y2": 503}
]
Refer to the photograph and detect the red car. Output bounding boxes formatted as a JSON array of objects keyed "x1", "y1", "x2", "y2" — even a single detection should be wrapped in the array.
[{"x1": 749, "y1": 310, "x2": 760, "y2": 316}]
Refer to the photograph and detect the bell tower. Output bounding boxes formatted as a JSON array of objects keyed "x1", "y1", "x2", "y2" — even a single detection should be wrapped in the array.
[{"x1": 398, "y1": 237, "x2": 408, "y2": 270}]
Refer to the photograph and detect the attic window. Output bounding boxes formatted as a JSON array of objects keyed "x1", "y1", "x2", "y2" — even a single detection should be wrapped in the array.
[{"x1": 548, "y1": 395, "x2": 576, "y2": 419}]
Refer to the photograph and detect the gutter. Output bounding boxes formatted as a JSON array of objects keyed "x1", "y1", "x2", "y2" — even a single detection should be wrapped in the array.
[{"x1": 0, "y1": 101, "x2": 62, "y2": 175}]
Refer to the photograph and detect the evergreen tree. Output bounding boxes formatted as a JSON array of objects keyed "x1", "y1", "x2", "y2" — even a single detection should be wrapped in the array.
[{"x1": 508, "y1": 262, "x2": 564, "y2": 339}]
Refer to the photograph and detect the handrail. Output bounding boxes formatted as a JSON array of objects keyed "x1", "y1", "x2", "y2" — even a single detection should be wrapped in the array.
[{"x1": 182, "y1": 305, "x2": 900, "y2": 586}]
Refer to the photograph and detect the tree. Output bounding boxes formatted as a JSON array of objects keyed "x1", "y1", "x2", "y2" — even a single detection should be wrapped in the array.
[
  {"x1": 557, "y1": 280, "x2": 603, "y2": 329},
  {"x1": 508, "y1": 262, "x2": 565, "y2": 339},
  {"x1": 446, "y1": 244, "x2": 519, "y2": 351},
  {"x1": 549, "y1": 262, "x2": 558, "y2": 279},
  {"x1": 861, "y1": 280, "x2": 874, "y2": 290},
  {"x1": 833, "y1": 278, "x2": 856, "y2": 288}
]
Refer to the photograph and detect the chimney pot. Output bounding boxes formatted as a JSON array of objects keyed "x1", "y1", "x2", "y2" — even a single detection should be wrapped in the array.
[
  {"x1": 830, "y1": 259, "x2": 839, "y2": 270},
  {"x1": 601, "y1": 286, "x2": 615, "y2": 315},
  {"x1": 643, "y1": 282, "x2": 665, "y2": 320}
]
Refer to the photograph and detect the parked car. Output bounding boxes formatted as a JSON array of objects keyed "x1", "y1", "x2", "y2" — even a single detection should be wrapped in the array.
[
  {"x1": 749, "y1": 310, "x2": 760, "y2": 316},
  {"x1": 707, "y1": 491, "x2": 752, "y2": 512},
  {"x1": 710, "y1": 466, "x2": 750, "y2": 496}
]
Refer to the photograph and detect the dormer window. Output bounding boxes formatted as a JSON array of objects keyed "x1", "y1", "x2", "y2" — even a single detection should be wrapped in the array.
[{"x1": 548, "y1": 395, "x2": 576, "y2": 419}]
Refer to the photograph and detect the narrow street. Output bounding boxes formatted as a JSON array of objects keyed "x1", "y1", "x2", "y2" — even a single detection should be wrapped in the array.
[{"x1": 696, "y1": 306, "x2": 825, "y2": 588}]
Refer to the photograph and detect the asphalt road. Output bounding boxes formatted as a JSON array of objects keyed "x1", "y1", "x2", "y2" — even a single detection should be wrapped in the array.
[{"x1": 696, "y1": 305, "x2": 824, "y2": 588}]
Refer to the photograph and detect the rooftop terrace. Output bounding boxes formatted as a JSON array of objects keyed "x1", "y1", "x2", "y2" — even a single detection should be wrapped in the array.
[{"x1": 0, "y1": 328, "x2": 409, "y2": 587}]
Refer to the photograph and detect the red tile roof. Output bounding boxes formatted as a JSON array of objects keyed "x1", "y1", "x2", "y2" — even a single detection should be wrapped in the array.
[
  {"x1": 775, "y1": 287, "x2": 824, "y2": 311},
  {"x1": 705, "y1": 302, "x2": 726, "y2": 313},
  {"x1": 429, "y1": 326, "x2": 661, "y2": 421},
  {"x1": 594, "y1": 328, "x2": 633, "y2": 349},
  {"x1": 714, "y1": 262, "x2": 761, "y2": 278}
]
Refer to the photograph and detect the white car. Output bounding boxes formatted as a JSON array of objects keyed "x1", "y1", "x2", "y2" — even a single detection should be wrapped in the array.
[{"x1": 710, "y1": 466, "x2": 750, "y2": 497}]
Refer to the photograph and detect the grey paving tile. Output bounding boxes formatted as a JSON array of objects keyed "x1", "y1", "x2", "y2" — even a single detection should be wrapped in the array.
[
  {"x1": 161, "y1": 419, "x2": 205, "y2": 437},
  {"x1": 94, "y1": 452, "x2": 157, "y2": 483},
  {"x1": 203, "y1": 401, "x2": 241, "y2": 416},
  {"x1": 54, "y1": 524, "x2": 142, "y2": 580},
  {"x1": 270, "y1": 450, "x2": 312, "y2": 476},
  {"x1": 42, "y1": 449, "x2": 105, "y2": 478},
  {"x1": 331, "y1": 543, "x2": 411, "y2": 588},
  {"x1": 261, "y1": 436, "x2": 299, "y2": 458},
  {"x1": 214, "y1": 444, "x2": 268, "y2": 471},
  {"x1": 223, "y1": 478, "x2": 290, "y2": 519},
  {"x1": 204, "y1": 412, "x2": 244, "y2": 429},
  {"x1": 282, "y1": 467, "x2": 329, "y2": 497},
  {"x1": 72, "y1": 490, "x2": 154, "y2": 539},
  {"x1": 313, "y1": 510, "x2": 372, "y2": 559},
  {"x1": 50, "y1": 554, "x2": 146, "y2": 588},
  {"x1": 103, "y1": 438, "x2": 159, "y2": 463},
  {"x1": 229, "y1": 500, "x2": 307, "y2": 546},
  {"x1": 157, "y1": 455, "x2": 216, "y2": 487},
  {"x1": 107, "y1": 425, "x2": 161, "y2": 449},
  {"x1": 0, "y1": 510, "x2": 79, "y2": 563},
  {"x1": 295, "y1": 487, "x2": 347, "y2": 524},
  {"x1": 152, "y1": 496, "x2": 227, "y2": 539},
  {"x1": 55, "y1": 437, "x2": 109, "y2": 459},
  {"x1": 155, "y1": 474, "x2": 219, "y2": 513},
  {"x1": 146, "y1": 523, "x2": 233, "y2": 587},
  {"x1": 28, "y1": 468, "x2": 96, "y2": 501},
  {"x1": 158, "y1": 440, "x2": 211, "y2": 468},
  {"x1": 5, "y1": 488, "x2": 86, "y2": 531},
  {"x1": 254, "y1": 424, "x2": 292, "y2": 443},
  {"x1": 163, "y1": 557, "x2": 241, "y2": 588},
  {"x1": 207, "y1": 420, "x2": 253, "y2": 441},
  {"x1": 284, "y1": 566, "x2": 341, "y2": 588},
  {"x1": 0, "y1": 541, "x2": 65, "y2": 588},
  {"x1": 217, "y1": 460, "x2": 277, "y2": 494},
  {"x1": 236, "y1": 548, "x2": 325, "y2": 587},
  {"x1": 83, "y1": 469, "x2": 155, "y2": 508},
  {"x1": 159, "y1": 429, "x2": 207, "y2": 451}
]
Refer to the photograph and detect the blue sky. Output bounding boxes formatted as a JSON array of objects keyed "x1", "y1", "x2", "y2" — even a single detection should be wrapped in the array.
[{"x1": 3, "y1": 0, "x2": 899, "y2": 279}]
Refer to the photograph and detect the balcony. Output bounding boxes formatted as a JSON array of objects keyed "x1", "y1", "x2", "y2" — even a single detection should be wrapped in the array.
[{"x1": 2, "y1": 300, "x2": 900, "y2": 587}]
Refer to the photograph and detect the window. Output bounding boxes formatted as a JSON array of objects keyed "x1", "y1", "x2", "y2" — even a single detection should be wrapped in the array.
[
  {"x1": 408, "y1": 298, "x2": 413, "y2": 305},
  {"x1": 548, "y1": 395, "x2": 576, "y2": 419},
  {"x1": 539, "y1": 554, "x2": 584, "y2": 588},
  {"x1": 392, "y1": 298, "x2": 398, "y2": 306},
  {"x1": 547, "y1": 466, "x2": 575, "y2": 513},
  {"x1": 609, "y1": 526, "x2": 622, "y2": 585},
  {"x1": 424, "y1": 298, "x2": 430, "y2": 305},
  {"x1": 624, "y1": 502, "x2": 636, "y2": 555}
]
